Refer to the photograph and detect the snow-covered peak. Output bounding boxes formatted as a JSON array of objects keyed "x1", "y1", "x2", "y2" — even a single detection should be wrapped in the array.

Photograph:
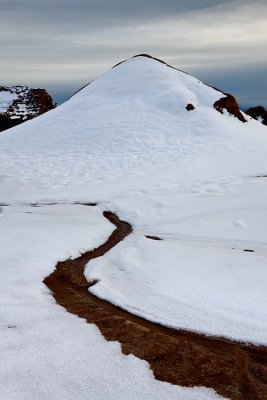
[
  {"x1": 0, "y1": 54, "x2": 266, "y2": 184},
  {"x1": 73, "y1": 55, "x2": 223, "y2": 111},
  {"x1": 67, "y1": 54, "x2": 261, "y2": 129}
]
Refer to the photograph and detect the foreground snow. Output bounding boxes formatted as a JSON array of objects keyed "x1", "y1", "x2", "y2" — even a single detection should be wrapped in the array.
[
  {"x1": 0, "y1": 55, "x2": 267, "y2": 397},
  {"x1": 87, "y1": 182, "x2": 267, "y2": 344},
  {"x1": 0, "y1": 204, "x2": 223, "y2": 400}
]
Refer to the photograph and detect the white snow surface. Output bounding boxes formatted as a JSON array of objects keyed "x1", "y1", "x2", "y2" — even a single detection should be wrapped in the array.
[
  {"x1": 0, "y1": 55, "x2": 267, "y2": 398},
  {"x1": 1, "y1": 204, "x2": 222, "y2": 399},
  {"x1": 0, "y1": 86, "x2": 29, "y2": 115},
  {"x1": 0, "y1": 90, "x2": 17, "y2": 113}
]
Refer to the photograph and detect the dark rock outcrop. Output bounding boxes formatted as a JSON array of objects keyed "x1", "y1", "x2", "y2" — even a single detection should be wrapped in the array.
[
  {"x1": 0, "y1": 86, "x2": 55, "y2": 132},
  {"x1": 186, "y1": 103, "x2": 195, "y2": 111},
  {"x1": 245, "y1": 106, "x2": 267, "y2": 126},
  {"x1": 214, "y1": 94, "x2": 247, "y2": 123}
]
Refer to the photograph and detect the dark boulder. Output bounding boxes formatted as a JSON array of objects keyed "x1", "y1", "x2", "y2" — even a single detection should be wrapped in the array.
[{"x1": 186, "y1": 103, "x2": 195, "y2": 111}]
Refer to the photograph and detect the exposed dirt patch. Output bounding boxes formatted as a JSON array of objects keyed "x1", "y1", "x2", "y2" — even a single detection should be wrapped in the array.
[
  {"x1": 0, "y1": 202, "x2": 97, "y2": 208},
  {"x1": 44, "y1": 210, "x2": 267, "y2": 400},
  {"x1": 31, "y1": 201, "x2": 97, "y2": 207},
  {"x1": 48, "y1": 211, "x2": 132, "y2": 288},
  {"x1": 243, "y1": 249, "x2": 254, "y2": 253},
  {"x1": 145, "y1": 235, "x2": 163, "y2": 240}
]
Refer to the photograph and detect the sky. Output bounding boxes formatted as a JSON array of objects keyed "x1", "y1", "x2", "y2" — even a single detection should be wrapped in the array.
[{"x1": 1, "y1": 0, "x2": 266, "y2": 108}]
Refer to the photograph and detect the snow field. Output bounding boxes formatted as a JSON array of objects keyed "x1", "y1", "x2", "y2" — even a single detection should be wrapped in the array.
[
  {"x1": 1, "y1": 55, "x2": 267, "y2": 398},
  {"x1": 0, "y1": 204, "x2": 224, "y2": 400}
]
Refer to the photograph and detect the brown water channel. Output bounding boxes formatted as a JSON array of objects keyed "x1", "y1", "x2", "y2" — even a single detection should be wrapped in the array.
[{"x1": 44, "y1": 209, "x2": 267, "y2": 400}]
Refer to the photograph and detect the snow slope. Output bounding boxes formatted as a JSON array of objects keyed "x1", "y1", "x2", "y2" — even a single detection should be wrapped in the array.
[{"x1": 0, "y1": 55, "x2": 267, "y2": 398}]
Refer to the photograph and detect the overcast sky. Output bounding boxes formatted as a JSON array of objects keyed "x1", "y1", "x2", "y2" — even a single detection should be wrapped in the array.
[{"x1": 1, "y1": 0, "x2": 266, "y2": 107}]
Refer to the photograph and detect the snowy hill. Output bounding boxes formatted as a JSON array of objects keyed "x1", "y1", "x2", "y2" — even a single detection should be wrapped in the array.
[
  {"x1": 1, "y1": 55, "x2": 267, "y2": 400},
  {"x1": 0, "y1": 85, "x2": 55, "y2": 132}
]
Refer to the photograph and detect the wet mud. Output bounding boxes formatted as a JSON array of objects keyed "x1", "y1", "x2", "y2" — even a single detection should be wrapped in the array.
[{"x1": 44, "y1": 210, "x2": 267, "y2": 400}]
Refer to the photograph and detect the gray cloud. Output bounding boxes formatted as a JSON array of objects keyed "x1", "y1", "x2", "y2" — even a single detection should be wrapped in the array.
[
  {"x1": 0, "y1": 0, "x2": 238, "y2": 22},
  {"x1": 190, "y1": 65, "x2": 267, "y2": 109},
  {"x1": 0, "y1": 0, "x2": 266, "y2": 107}
]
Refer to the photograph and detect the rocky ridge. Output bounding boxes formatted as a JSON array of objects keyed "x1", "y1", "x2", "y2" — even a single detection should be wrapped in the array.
[
  {"x1": 0, "y1": 85, "x2": 55, "y2": 132},
  {"x1": 245, "y1": 106, "x2": 267, "y2": 126}
]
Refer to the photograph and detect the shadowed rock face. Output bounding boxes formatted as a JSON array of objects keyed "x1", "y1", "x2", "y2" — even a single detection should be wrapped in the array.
[
  {"x1": 214, "y1": 94, "x2": 247, "y2": 123},
  {"x1": 245, "y1": 106, "x2": 267, "y2": 126},
  {"x1": 0, "y1": 86, "x2": 55, "y2": 132},
  {"x1": 0, "y1": 114, "x2": 23, "y2": 131}
]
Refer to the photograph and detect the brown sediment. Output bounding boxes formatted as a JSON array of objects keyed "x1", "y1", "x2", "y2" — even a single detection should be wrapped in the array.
[
  {"x1": 145, "y1": 235, "x2": 163, "y2": 240},
  {"x1": 44, "y1": 210, "x2": 267, "y2": 400},
  {"x1": 0, "y1": 202, "x2": 97, "y2": 208},
  {"x1": 31, "y1": 201, "x2": 97, "y2": 207},
  {"x1": 47, "y1": 211, "x2": 132, "y2": 288}
]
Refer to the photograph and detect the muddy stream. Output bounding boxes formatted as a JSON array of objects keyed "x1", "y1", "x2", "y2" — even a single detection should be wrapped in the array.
[{"x1": 43, "y1": 209, "x2": 267, "y2": 400}]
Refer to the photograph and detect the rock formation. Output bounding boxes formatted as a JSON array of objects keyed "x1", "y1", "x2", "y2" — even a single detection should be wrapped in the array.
[
  {"x1": 245, "y1": 106, "x2": 267, "y2": 126},
  {"x1": 0, "y1": 85, "x2": 55, "y2": 132},
  {"x1": 186, "y1": 103, "x2": 195, "y2": 111},
  {"x1": 213, "y1": 94, "x2": 247, "y2": 123}
]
